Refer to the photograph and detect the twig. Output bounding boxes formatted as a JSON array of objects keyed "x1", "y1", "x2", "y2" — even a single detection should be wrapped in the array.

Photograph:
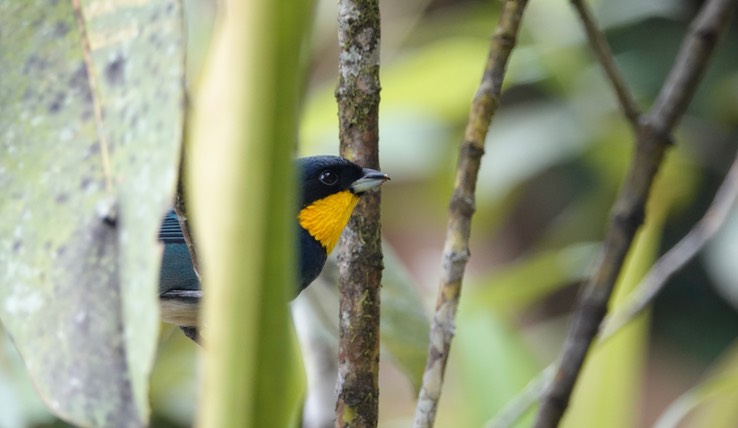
[
  {"x1": 174, "y1": 103, "x2": 200, "y2": 280},
  {"x1": 602, "y1": 152, "x2": 738, "y2": 338},
  {"x1": 535, "y1": 1, "x2": 737, "y2": 426},
  {"x1": 334, "y1": 0, "x2": 383, "y2": 427},
  {"x1": 570, "y1": 0, "x2": 642, "y2": 130},
  {"x1": 174, "y1": 142, "x2": 201, "y2": 343},
  {"x1": 412, "y1": 2, "x2": 529, "y2": 427},
  {"x1": 487, "y1": 151, "x2": 738, "y2": 428}
]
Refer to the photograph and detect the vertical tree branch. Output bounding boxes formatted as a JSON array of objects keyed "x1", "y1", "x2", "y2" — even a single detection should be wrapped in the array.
[
  {"x1": 535, "y1": 1, "x2": 736, "y2": 426},
  {"x1": 413, "y1": 2, "x2": 529, "y2": 427},
  {"x1": 334, "y1": 0, "x2": 382, "y2": 427}
]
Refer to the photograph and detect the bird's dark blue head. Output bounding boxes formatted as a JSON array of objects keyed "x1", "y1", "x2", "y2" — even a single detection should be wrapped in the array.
[
  {"x1": 296, "y1": 156, "x2": 389, "y2": 289},
  {"x1": 298, "y1": 155, "x2": 389, "y2": 208}
]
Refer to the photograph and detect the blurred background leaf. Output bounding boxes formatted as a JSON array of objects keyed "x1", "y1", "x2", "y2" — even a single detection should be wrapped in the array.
[{"x1": 654, "y1": 341, "x2": 738, "y2": 428}]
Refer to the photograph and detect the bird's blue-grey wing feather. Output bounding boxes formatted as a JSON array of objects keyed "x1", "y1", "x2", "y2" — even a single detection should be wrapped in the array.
[
  {"x1": 159, "y1": 210, "x2": 200, "y2": 294},
  {"x1": 158, "y1": 210, "x2": 200, "y2": 294},
  {"x1": 158, "y1": 210, "x2": 201, "y2": 326}
]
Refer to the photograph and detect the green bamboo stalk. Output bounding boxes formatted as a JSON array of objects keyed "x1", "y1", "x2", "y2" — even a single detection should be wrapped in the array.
[{"x1": 187, "y1": 0, "x2": 313, "y2": 426}]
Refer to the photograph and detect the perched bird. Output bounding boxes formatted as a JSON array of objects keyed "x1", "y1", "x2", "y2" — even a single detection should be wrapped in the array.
[{"x1": 158, "y1": 155, "x2": 389, "y2": 336}]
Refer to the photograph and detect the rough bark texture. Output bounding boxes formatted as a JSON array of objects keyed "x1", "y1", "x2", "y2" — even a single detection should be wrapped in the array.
[
  {"x1": 412, "y1": 2, "x2": 529, "y2": 427},
  {"x1": 334, "y1": 0, "x2": 383, "y2": 427},
  {"x1": 534, "y1": 0, "x2": 737, "y2": 426}
]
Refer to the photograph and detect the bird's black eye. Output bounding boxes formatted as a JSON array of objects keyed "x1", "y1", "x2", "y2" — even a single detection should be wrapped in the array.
[{"x1": 319, "y1": 170, "x2": 339, "y2": 186}]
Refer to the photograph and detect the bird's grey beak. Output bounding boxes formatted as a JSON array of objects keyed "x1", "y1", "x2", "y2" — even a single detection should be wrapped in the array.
[{"x1": 350, "y1": 168, "x2": 390, "y2": 194}]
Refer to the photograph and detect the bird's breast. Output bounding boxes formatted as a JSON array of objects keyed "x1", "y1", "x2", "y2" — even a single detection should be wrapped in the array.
[{"x1": 297, "y1": 190, "x2": 359, "y2": 254}]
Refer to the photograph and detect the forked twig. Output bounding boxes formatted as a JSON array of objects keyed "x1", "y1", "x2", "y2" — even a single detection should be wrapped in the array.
[{"x1": 535, "y1": 1, "x2": 737, "y2": 425}]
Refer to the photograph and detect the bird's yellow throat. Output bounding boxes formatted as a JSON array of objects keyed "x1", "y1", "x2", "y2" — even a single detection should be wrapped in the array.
[{"x1": 298, "y1": 190, "x2": 360, "y2": 254}]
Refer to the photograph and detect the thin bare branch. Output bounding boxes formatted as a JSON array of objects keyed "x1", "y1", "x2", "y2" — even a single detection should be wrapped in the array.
[
  {"x1": 648, "y1": 0, "x2": 737, "y2": 133},
  {"x1": 413, "y1": 1, "x2": 529, "y2": 427},
  {"x1": 570, "y1": 0, "x2": 642, "y2": 130},
  {"x1": 535, "y1": 1, "x2": 737, "y2": 426},
  {"x1": 334, "y1": 0, "x2": 383, "y2": 427}
]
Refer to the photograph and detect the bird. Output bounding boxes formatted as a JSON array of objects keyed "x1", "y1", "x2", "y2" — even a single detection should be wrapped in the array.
[{"x1": 157, "y1": 155, "x2": 390, "y2": 339}]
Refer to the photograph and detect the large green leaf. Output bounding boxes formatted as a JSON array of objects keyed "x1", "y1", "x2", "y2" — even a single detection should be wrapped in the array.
[{"x1": 0, "y1": 1, "x2": 184, "y2": 426}]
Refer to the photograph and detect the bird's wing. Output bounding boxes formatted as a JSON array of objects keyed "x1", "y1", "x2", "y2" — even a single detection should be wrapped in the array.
[
  {"x1": 158, "y1": 210, "x2": 201, "y2": 327},
  {"x1": 158, "y1": 210, "x2": 200, "y2": 293},
  {"x1": 159, "y1": 209, "x2": 186, "y2": 244}
]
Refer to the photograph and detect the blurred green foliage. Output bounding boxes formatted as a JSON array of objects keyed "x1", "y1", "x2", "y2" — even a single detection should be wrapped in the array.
[{"x1": 4, "y1": 0, "x2": 737, "y2": 427}]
